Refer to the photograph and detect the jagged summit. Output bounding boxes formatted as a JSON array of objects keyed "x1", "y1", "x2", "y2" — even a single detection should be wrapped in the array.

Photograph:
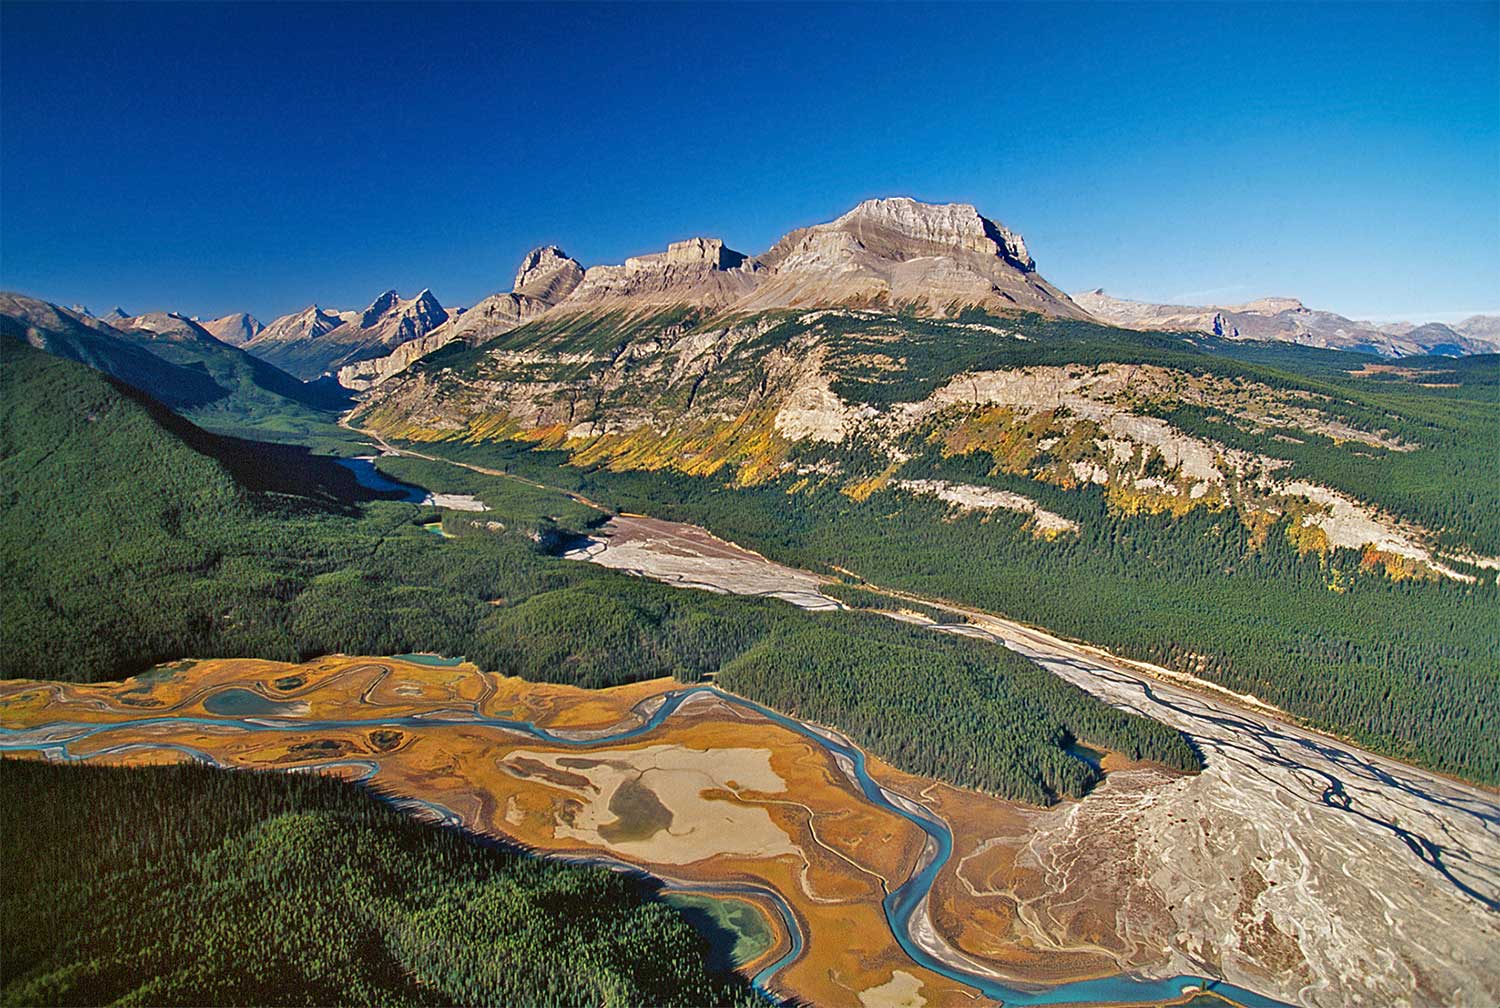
[
  {"x1": 359, "y1": 290, "x2": 401, "y2": 326},
  {"x1": 114, "y1": 311, "x2": 219, "y2": 342},
  {"x1": 738, "y1": 196, "x2": 1082, "y2": 317},
  {"x1": 241, "y1": 290, "x2": 447, "y2": 379},
  {"x1": 249, "y1": 304, "x2": 349, "y2": 349},
  {"x1": 339, "y1": 250, "x2": 580, "y2": 391},
  {"x1": 355, "y1": 288, "x2": 445, "y2": 332},
  {"x1": 513, "y1": 246, "x2": 585, "y2": 303},
  {"x1": 826, "y1": 197, "x2": 1035, "y2": 271},
  {"x1": 541, "y1": 197, "x2": 1084, "y2": 318},
  {"x1": 555, "y1": 234, "x2": 761, "y2": 312}
]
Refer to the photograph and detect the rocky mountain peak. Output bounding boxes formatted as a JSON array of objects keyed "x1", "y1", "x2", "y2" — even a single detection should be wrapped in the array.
[
  {"x1": 830, "y1": 197, "x2": 1035, "y2": 271},
  {"x1": 1236, "y1": 297, "x2": 1306, "y2": 315},
  {"x1": 621, "y1": 237, "x2": 750, "y2": 273},
  {"x1": 202, "y1": 312, "x2": 264, "y2": 347},
  {"x1": 557, "y1": 235, "x2": 759, "y2": 312},
  {"x1": 664, "y1": 237, "x2": 748, "y2": 270},
  {"x1": 359, "y1": 289, "x2": 402, "y2": 327},
  {"x1": 513, "y1": 246, "x2": 585, "y2": 304},
  {"x1": 741, "y1": 196, "x2": 1078, "y2": 317},
  {"x1": 117, "y1": 311, "x2": 215, "y2": 342}
]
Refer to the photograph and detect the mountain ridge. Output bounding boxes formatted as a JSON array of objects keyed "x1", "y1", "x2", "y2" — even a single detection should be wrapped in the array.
[
  {"x1": 244, "y1": 290, "x2": 449, "y2": 379},
  {"x1": 1073, "y1": 289, "x2": 1500, "y2": 357}
]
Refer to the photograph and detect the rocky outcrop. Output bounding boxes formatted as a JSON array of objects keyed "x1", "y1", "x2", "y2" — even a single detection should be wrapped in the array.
[
  {"x1": 345, "y1": 288, "x2": 448, "y2": 348},
  {"x1": 513, "y1": 246, "x2": 584, "y2": 303},
  {"x1": 1074, "y1": 290, "x2": 1500, "y2": 357},
  {"x1": 201, "y1": 312, "x2": 263, "y2": 346},
  {"x1": 244, "y1": 291, "x2": 447, "y2": 379},
  {"x1": 1453, "y1": 314, "x2": 1500, "y2": 345},
  {"x1": 543, "y1": 198, "x2": 1086, "y2": 320},
  {"x1": 739, "y1": 198, "x2": 1084, "y2": 317},
  {"x1": 249, "y1": 304, "x2": 351, "y2": 349},
  {"x1": 114, "y1": 311, "x2": 219, "y2": 343},
  {"x1": 337, "y1": 249, "x2": 580, "y2": 389},
  {"x1": 555, "y1": 237, "x2": 761, "y2": 312}
]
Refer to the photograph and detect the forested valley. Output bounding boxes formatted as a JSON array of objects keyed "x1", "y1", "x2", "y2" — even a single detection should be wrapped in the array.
[
  {"x1": 412, "y1": 431, "x2": 1500, "y2": 787},
  {"x1": 0, "y1": 337, "x2": 1195, "y2": 805},
  {"x1": 0, "y1": 758, "x2": 761, "y2": 1008}
]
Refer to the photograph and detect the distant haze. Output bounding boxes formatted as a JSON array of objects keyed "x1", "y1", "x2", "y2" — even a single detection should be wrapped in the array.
[{"x1": 1, "y1": 2, "x2": 1495, "y2": 324}]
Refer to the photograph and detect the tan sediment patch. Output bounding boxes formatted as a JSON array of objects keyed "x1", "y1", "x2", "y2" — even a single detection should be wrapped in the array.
[
  {"x1": 894, "y1": 478, "x2": 1078, "y2": 536},
  {"x1": 858, "y1": 969, "x2": 927, "y2": 1008},
  {"x1": 503, "y1": 744, "x2": 798, "y2": 865},
  {"x1": 564, "y1": 514, "x2": 840, "y2": 610}
]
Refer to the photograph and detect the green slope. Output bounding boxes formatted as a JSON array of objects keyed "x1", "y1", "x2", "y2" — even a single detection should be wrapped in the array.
[
  {"x1": 0, "y1": 758, "x2": 760, "y2": 1008},
  {"x1": 0, "y1": 337, "x2": 1199, "y2": 805},
  {"x1": 0, "y1": 293, "x2": 356, "y2": 448},
  {"x1": 0, "y1": 293, "x2": 225, "y2": 409},
  {"x1": 353, "y1": 304, "x2": 1500, "y2": 786}
]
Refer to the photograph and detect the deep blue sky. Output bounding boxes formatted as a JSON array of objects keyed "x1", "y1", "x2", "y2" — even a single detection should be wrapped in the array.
[{"x1": 2, "y1": 2, "x2": 1496, "y2": 323}]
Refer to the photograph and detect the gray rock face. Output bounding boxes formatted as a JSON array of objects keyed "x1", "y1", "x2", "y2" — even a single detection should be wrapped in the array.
[
  {"x1": 546, "y1": 197, "x2": 1084, "y2": 319},
  {"x1": 202, "y1": 312, "x2": 263, "y2": 347},
  {"x1": 513, "y1": 246, "x2": 584, "y2": 304},
  {"x1": 114, "y1": 311, "x2": 218, "y2": 343},
  {"x1": 250, "y1": 304, "x2": 349, "y2": 349},
  {"x1": 1454, "y1": 314, "x2": 1500, "y2": 344},
  {"x1": 557, "y1": 237, "x2": 761, "y2": 311},
  {"x1": 741, "y1": 197, "x2": 1081, "y2": 317},
  {"x1": 824, "y1": 197, "x2": 1034, "y2": 270},
  {"x1": 337, "y1": 260, "x2": 560, "y2": 390}
]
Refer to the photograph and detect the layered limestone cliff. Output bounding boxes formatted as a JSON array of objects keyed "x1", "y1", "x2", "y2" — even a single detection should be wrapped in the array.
[
  {"x1": 740, "y1": 198, "x2": 1084, "y2": 317},
  {"x1": 356, "y1": 300, "x2": 1482, "y2": 580}
]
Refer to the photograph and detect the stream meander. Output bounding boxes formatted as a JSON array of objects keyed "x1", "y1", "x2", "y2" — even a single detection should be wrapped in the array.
[{"x1": 0, "y1": 679, "x2": 1285, "y2": 1008}]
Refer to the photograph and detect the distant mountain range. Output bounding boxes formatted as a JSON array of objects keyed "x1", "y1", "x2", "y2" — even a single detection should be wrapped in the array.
[
  {"x1": 33, "y1": 199, "x2": 1494, "y2": 404},
  {"x1": 1072, "y1": 290, "x2": 1500, "y2": 357},
  {"x1": 240, "y1": 289, "x2": 450, "y2": 380},
  {"x1": 0, "y1": 293, "x2": 347, "y2": 421}
]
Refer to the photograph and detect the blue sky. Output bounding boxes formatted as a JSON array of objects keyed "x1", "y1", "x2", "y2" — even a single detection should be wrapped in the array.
[{"x1": 2, "y1": 2, "x2": 1496, "y2": 323}]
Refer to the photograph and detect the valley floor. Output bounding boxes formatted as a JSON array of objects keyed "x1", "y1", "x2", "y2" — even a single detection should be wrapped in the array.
[
  {"x1": 567, "y1": 513, "x2": 1500, "y2": 1007},
  {"x1": 2, "y1": 657, "x2": 1269, "y2": 1008}
]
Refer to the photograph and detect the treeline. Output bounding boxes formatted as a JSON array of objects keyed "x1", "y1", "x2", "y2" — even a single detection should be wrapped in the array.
[
  {"x1": 712, "y1": 617, "x2": 1201, "y2": 803},
  {"x1": 1, "y1": 340, "x2": 1196, "y2": 805},
  {"x1": 0, "y1": 758, "x2": 760, "y2": 1008},
  {"x1": 417, "y1": 434, "x2": 1500, "y2": 788}
]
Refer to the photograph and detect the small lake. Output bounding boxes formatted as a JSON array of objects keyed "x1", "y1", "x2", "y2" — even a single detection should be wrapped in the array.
[
  {"x1": 337, "y1": 457, "x2": 488, "y2": 512},
  {"x1": 337, "y1": 457, "x2": 427, "y2": 503},
  {"x1": 391, "y1": 653, "x2": 466, "y2": 667},
  {"x1": 203, "y1": 688, "x2": 299, "y2": 716},
  {"x1": 663, "y1": 892, "x2": 776, "y2": 972}
]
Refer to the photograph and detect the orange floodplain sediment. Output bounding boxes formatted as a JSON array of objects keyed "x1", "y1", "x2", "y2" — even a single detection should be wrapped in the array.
[{"x1": 0, "y1": 656, "x2": 1180, "y2": 1007}]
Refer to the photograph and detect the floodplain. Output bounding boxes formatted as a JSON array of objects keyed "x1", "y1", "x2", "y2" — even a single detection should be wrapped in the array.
[{"x1": 2, "y1": 656, "x2": 1279, "y2": 1008}]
